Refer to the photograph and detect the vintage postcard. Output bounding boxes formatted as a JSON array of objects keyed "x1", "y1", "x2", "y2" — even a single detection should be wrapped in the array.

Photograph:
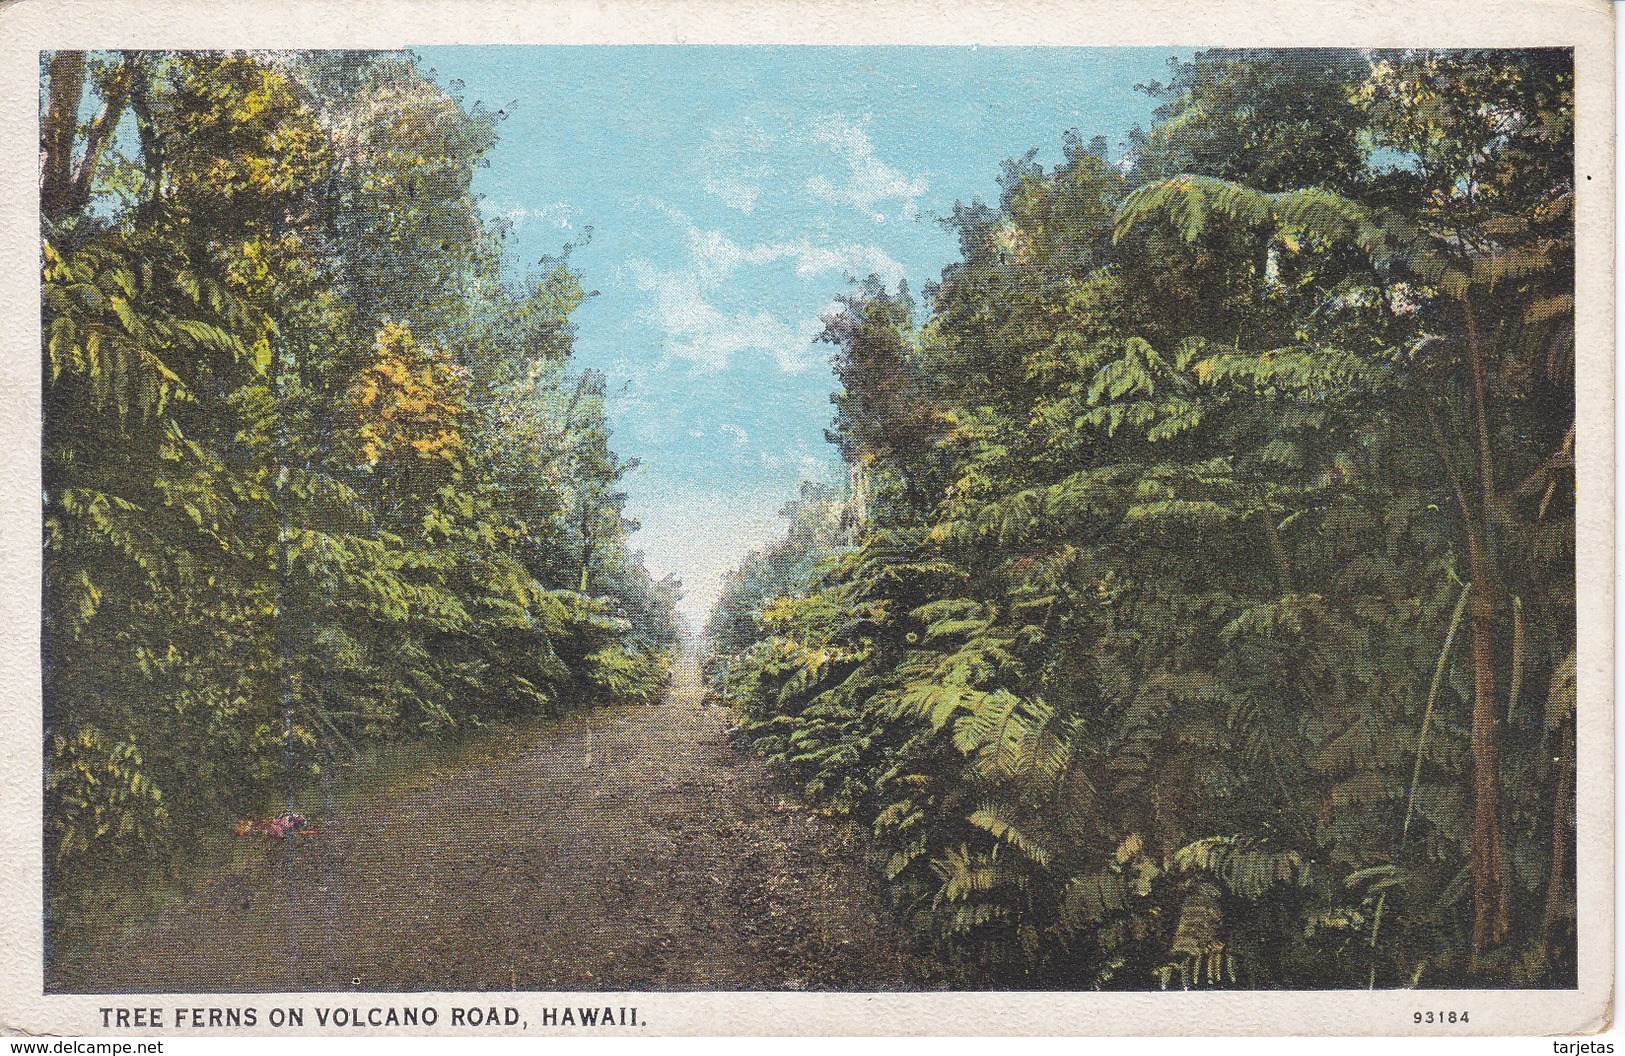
[{"x1": 0, "y1": 0, "x2": 1613, "y2": 1038}]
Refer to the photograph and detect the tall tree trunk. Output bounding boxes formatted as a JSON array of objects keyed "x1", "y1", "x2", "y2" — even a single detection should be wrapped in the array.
[
  {"x1": 40, "y1": 52, "x2": 86, "y2": 223},
  {"x1": 1460, "y1": 298, "x2": 1511, "y2": 967},
  {"x1": 1464, "y1": 527, "x2": 1510, "y2": 964},
  {"x1": 1428, "y1": 348, "x2": 1511, "y2": 970}
]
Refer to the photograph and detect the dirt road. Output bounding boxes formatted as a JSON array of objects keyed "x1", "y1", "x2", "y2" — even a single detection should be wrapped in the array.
[{"x1": 48, "y1": 652, "x2": 927, "y2": 993}]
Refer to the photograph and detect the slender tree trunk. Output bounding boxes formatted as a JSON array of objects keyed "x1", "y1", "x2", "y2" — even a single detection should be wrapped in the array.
[
  {"x1": 1459, "y1": 298, "x2": 1511, "y2": 967},
  {"x1": 1427, "y1": 377, "x2": 1510, "y2": 969},
  {"x1": 1464, "y1": 528, "x2": 1510, "y2": 964},
  {"x1": 1461, "y1": 301, "x2": 1498, "y2": 512},
  {"x1": 40, "y1": 52, "x2": 86, "y2": 223}
]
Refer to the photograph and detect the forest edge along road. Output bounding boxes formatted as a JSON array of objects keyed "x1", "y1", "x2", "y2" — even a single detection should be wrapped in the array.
[{"x1": 47, "y1": 649, "x2": 927, "y2": 993}]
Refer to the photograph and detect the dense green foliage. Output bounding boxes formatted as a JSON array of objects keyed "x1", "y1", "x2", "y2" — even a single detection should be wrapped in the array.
[
  {"x1": 710, "y1": 49, "x2": 1575, "y2": 988},
  {"x1": 42, "y1": 51, "x2": 679, "y2": 921}
]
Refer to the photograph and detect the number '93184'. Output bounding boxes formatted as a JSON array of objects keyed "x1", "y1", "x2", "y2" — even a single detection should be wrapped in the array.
[{"x1": 1414, "y1": 1011, "x2": 1469, "y2": 1025}]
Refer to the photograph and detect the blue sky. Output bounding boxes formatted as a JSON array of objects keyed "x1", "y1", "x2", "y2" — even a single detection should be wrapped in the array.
[{"x1": 414, "y1": 46, "x2": 1186, "y2": 623}]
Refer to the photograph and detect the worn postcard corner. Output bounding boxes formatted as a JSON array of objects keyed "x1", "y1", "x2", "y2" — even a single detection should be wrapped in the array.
[{"x1": 0, "y1": 0, "x2": 1614, "y2": 1039}]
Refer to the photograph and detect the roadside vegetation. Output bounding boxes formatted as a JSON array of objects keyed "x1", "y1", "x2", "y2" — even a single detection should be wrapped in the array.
[
  {"x1": 42, "y1": 50, "x2": 681, "y2": 941},
  {"x1": 708, "y1": 49, "x2": 1576, "y2": 989}
]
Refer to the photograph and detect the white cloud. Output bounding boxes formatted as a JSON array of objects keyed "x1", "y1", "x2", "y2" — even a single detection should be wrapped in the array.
[
  {"x1": 675, "y1": 212, "x2": 904, "y2": 286},
  {"x1": 532, "y1": 202, "x2": 576, "y2": 229},
  {"x1": 719, "y1": 423, "x2": 749, "y2": 446},
  {"x1": 702, "y1": 172, "x2": 761, "y2": 214},
  {"x1": 627, "y1": 207, "x2": 900, "y2": 374},
  {"x1": 806, "y1": 115, "x2": 929, "y2": 222},
  {"x1": 483, "y1": 199, "x2": 574, "y2": 232},
  {"x1": 626, "y1": 260, "x2": 820, "y2": 374},
  {"x1": 777, "y1": 239, "x2": 906, "y2": 283},
  {"x1": 694, "y1": 122, "x2": 781, "y2": 214}
]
